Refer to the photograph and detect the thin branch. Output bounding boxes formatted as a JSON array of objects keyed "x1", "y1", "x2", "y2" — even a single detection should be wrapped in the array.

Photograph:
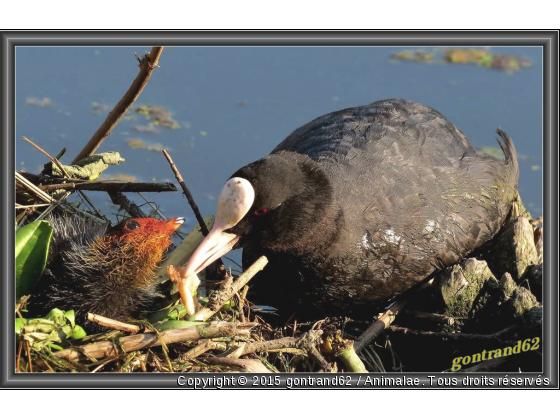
[
  {"x1": 22, "y1": 136, "x2": 105, "y2": 220},
  {"x1": 41, "y1": 181, "x2": 177, "y2": 193},
  {"x1": 15, "y1": 295, "x2": 30, "y2": 314},
  {"x1": 136, "y1": 192, "x2": 167, "y2": 219},
  {"x1": 236, "y1": 291, "x2": 246, "y2": 323},
  {"x1": 354, "y1": 278, "x2": 434, "y2": 354},
  {"x1": 25, "y1": 341, "x2": 33, "y2": 373},
  {"x1": 22, "y1": 136, "x2": 69, "y2": 177},
  {"x1": 53, "y1": 321, "x2": 257, "y2": 363},
  {"x1": 16, "y1": 340, "x2": 23, "y2": 372},
  {"x1": 16, "y1": 170, "x2": 83, "y2": 185},
  {"x1": 16, "y1": 203, "x2": 51, "y2": 209},
  {"x1": 15, "y1": 172, "x2": 53, "y2": 203},
  {"x1": 91, "y1": 357, "x2": 120, "y2": 373},
  {"x1": 385, "y1": 325, "x2": 517, "y2": 344},
  {"x1": 181, "y1": 339, "x2": 225, "y2": 360},
  {"x1": 71, "y1": 47, "x2": 165, "y2": 164},
  {"x1": 190, "y1": 256, "x2": 268, "y2": 321},
  {"x1": 238, "y1": 326, "x2": 329, "y2": 372},
  {"x1": 201, "y1": 357, "x2": 272, "y2": 373},
  {"x1": 402, "y1": 310, "x2": 455, "y2": 326},
  {"x1": 239, "y1": 330, "x2": 323, "y2": 357},
  {"x1": 74, "y1": 189, "x2": 105, "y2": 221},
  {"x1": 108, "y1": 191, "x2": 148, "y2": 218},
  {"x1": 162, "y1": 149, "x2": 209, "y2": 236},
  {"x1": 87, "y1": 313, "x2": 141, "y2": 334}
]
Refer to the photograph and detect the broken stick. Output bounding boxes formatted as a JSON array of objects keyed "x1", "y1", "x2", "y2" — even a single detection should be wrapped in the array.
[
  {"x1": 54, "y1": 321, "x2": 256, "y2": 363},
  {"x1": 87, "y1": 313, "x2": 140, "y2": 334},
  {"x1": 162, "y1": 149, "x2": 209, "y2": 236},
  {"x1": 72, "y1": 47, "x2": 165, "y2": 164},
  {"x1": 191, "y1": 256, "x2": 268, "y2": 321},
  {"x1": 354, "y1": 278, "x2": 434, "y2": 353}
]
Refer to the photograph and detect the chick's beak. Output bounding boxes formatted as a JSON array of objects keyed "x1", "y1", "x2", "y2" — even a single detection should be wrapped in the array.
[
  {"x1": 179, "y1": 177, "x2": 255, "y2": 277},
  {"x1": 159, "y1": 217, "x2": 185, "y2": 234}
]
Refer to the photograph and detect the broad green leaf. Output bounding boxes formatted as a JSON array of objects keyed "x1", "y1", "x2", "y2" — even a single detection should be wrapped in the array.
[
  {"x1": 15, "y1": 318, "x2": 27, "y2": 334},
  {"x1": 64, "y1": 310, "x2": 76, "y2": 328},
  {"x1": 49, "y1": 343, "x2": 64, "y2": 351},
  {"x1": 15, "y1": 220, "x2": 53, "y2": 299},
  {"x1": 70, "y1": 325, "x2": 87, "y2": 340},
  {"x1": 148, "y1": 304, "x2": 188, "y2": 323},
  {"x1": 46, "y1": 308, "x2": 65, "y2": 323}
]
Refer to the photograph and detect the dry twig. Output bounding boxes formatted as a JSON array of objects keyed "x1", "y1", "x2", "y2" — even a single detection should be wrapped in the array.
[
  {"x1": 41, "y1": 181, "x2": 177, "y2": 193},
  {"x1": 354, "y1": 278, "x2": 434, "y2": 353},
  {"x1": 385, "y1": 325, "x2": 517, "y2": 344},
  {"x1": 22, "y1": 136, "x2": 68, "y2": 177},
  {"x1": 72, "y1": 47, "x2": 165, "y2": 164},
  {"x1": 241, "y1": 330, "x2": 323, "y2": 358},
  {"x1": 162, "y1": 149, "x2": 209, "y2": 236},
  {"x1": 181, "y1": 340, "x2": 226, "y2": 360},
  {"x1": 202, "y1": 356, "x2": 272, "y2": 373},
  {"x1": 15, "y1": 172, "x2": 53, "y2": 203},
  {"x1": 21, "y1": 136, "x2": 105, "y2": 220},
  {"x1": 402, "y1": 310, "x2": 455, "y2": 326},
  {"x1": 54, "y1": 321, "x2": 257, "y2": 362},
  {"x1": 91, "y1": 357, "x2": 120, "y2": 373},
  {"x1": 108, "y1": 191, "x2": 148, "y2": 218},
  {"x1": 87, "y1": 313, "x2": 141, "y2": 334},
  {"x1": 191, "y1": 256, "x2": 268, "y2": 321}
]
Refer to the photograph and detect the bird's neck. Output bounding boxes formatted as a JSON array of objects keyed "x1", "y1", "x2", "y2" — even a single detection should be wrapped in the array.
[{"x1": 266, "y1": 156, "x2": 345, "y2": 258}]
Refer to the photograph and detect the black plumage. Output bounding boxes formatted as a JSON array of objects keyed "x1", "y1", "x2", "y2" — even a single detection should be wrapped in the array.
[
  {"x1": 225, "y1": 99, "x2": 519, "y2": 315},
  {"x1": 175, "y1": 98, "x2": 519, "y2": 319}
]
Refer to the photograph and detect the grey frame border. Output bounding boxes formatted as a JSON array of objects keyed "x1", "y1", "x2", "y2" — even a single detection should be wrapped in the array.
[{"x1": 1, "y1": 30, "x2": 557, "y2": 389}]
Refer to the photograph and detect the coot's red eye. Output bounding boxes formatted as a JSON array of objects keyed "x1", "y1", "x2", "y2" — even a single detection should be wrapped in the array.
[{"x1": 254, "y1": 208, "x2": 268, "y2": 216}]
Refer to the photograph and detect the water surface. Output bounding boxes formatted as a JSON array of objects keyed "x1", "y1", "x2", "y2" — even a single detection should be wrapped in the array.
[{"x1": 16, "y1": 46, "x2": 543, "y2": 261}]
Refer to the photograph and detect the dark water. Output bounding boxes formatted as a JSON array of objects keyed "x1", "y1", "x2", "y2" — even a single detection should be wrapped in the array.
[{"x1": 16, "y1": 47, "x2": 543, "y2": 257}]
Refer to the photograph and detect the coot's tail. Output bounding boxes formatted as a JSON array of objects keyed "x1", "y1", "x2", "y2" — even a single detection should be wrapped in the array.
[{"x1": 496, "y1": 128, "x2": 519, "y2": 183}]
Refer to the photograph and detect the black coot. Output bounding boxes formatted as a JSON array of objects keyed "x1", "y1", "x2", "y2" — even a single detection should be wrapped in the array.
[{"x1": 181, "y1": 99, "x2": 519, "y2": 316}]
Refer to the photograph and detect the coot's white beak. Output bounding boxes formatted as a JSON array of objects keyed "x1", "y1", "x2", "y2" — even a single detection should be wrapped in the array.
[{"x1": 179, "y1": 177, "x2": 255, "y2": 277}]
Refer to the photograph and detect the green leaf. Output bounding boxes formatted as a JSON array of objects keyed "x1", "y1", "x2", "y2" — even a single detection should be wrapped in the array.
[
  {"x1": 45, "y1": 308, "x2": 65, "y2": 324},
  {"x1": 64, "y1": 310, "x2": 76, "y2": 328},
  {"x1": 49, "y1": 343, "x2": 64, "y2": 351},
  {"x1": 155, "y1": 320, "x2": 207, "y2": 331},
  {"x1": 70, "y1": 325, "x2": 87, "y2": 340},
  {"x1": 15, "y1": 318, "x2": 27, "y2": 334},
  {"x1": 148, "y1": 304, "x2": 188, "y2": 323},
  {"x1": 15, "y1": 220, "x2": 53, "y2": 299}
]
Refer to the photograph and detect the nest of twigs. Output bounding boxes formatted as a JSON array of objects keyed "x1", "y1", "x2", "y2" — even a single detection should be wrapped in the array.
[{"x1": 14, "y1": 47, "x2": 543, "y2": 374}]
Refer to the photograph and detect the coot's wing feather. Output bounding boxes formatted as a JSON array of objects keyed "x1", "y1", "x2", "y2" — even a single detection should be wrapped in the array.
[
  {"x1": 269, "y1": 99, "x2": 519, "y2": 307},
  {"x1": 273, "y1": 99, "x2": 477, "y2": 166}
]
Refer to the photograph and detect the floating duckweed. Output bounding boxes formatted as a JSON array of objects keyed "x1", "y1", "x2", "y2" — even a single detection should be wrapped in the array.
[
  {"x1": 26, "y1": 97, "x2": 53, "y2": 107},
  {"x1": 135, "y1": 105, "x2": 180, "y2": 129},
  {"x1": 127, "y1": 138, "x2": 145, "y2": 149},
  {"x1": 390, "y1": 48, "x2": 532, "y2": 73}
]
